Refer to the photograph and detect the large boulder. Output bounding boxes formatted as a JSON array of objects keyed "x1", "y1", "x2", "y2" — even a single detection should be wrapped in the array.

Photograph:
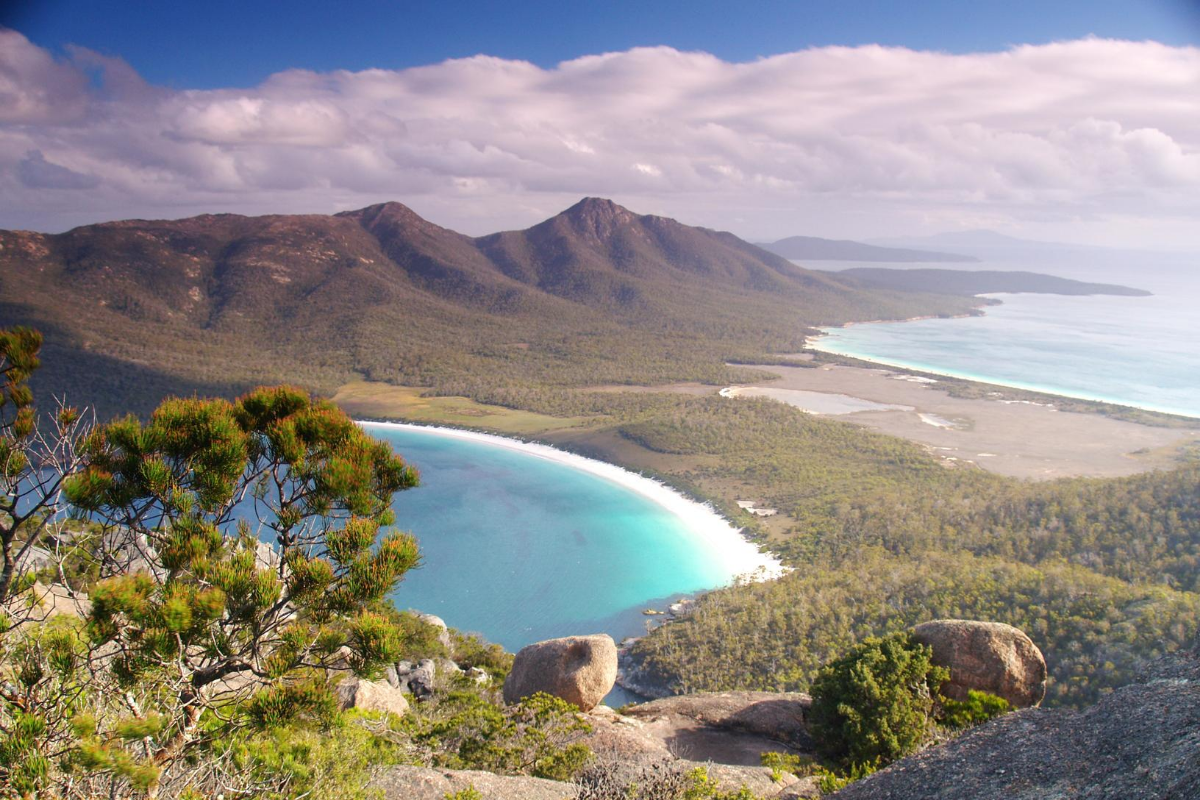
[
  {"x1": 503, "y1": 634, "x2": 617, "y2": 711},
  {"x1": 335, "y1": 677, "x2": 409, "y2": 718},
  {"x1": 912, "y1": 619, "x2": 1047, "y2": 708},
  {"x1": 2, "y1": 581, "x2": 91, "y2": 621}
]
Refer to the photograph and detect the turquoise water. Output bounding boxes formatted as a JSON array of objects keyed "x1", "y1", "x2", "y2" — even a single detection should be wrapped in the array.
[
  {"x1": 361, "y1": 424, "x2": 757, "y2": 677},
  {"x1": 811, "y1": 260, "x2": 1200, "y2": 418}
]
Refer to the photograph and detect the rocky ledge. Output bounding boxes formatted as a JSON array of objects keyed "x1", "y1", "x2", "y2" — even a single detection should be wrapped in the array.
[{"x1": 581, "y1": 693, "x2": 819, "y2": 798}]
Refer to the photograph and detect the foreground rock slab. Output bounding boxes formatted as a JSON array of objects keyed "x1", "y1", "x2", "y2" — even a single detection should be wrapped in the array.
[
  {"x1": 913, "y1": 619, "x2": 1046, "y2": 708},
  {"x1": 580, "y1": 693, "x2": 818, "y2": 796},
  {"x1": 622, "y1": 691, "x2": 814, "y2": 749},
  {"x1": 830, "y1": 647, "x2": 1200, "y2": 800},
  {"x1": 586, "y1": 691, "x2": 814, "y2": 767},
  {"x1": 504, "y1": 634, "x2": 617, "y2": 711},
  {"x1": 372, "y1": 765, "x2": 573, "y2": 800}
]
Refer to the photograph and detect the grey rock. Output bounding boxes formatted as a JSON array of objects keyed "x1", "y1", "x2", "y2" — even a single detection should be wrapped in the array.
[
  {"x1": 504, "y1": 634, "x2": 617, "y2": 711},
  {"x1": 98, "y1": 528, "x2": 164, "y2": 580},
  {"x1": 581, "y1": 691, "x2": 814, "y2": 782},
  {"x1": 394, "y1": 658, "x2": 437, "y2": 698},
  {"x1": 16, "y1": 545, "x2": 54, "y2": 572},
  {"x1": 3, "y1": 581, "x2": 91, "y2": 621}
]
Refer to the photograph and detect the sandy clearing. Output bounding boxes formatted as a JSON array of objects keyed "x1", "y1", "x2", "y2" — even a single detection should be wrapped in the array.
[{"x1": 723, "y1": 364, "x2": 1200, "y2": 480}]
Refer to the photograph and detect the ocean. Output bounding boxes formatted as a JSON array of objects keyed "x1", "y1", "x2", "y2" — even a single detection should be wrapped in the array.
[{"x1": 807, "y1": 254, "x2": 1200, "y2": 419}]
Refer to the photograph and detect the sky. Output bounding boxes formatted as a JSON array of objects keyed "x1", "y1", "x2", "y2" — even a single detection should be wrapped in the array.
[{"x1": 2, "y1": 1, "x2": 1200, "y2": 248}]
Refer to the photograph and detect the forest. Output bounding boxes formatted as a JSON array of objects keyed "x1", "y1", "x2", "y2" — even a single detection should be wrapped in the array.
[{"x1": 620, "y1": 396, "x2": 1200, "y2": 708}]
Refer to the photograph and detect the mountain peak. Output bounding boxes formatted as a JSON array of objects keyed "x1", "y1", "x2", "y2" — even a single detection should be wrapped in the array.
[
  {"x1": 338, "y1": 201, "x2": 423, "y2": 224},
  {"x1": 563, "y1": 197, "x2": 636, "y2": 220},
  {"x1": 553, "y1": 197, "x2": 639, "y2": 240}
]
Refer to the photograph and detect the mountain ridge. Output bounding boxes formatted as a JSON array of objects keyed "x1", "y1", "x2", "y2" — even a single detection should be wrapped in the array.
[{"x1": 0, "y1": 198, "x2": 974, "y2": 418}]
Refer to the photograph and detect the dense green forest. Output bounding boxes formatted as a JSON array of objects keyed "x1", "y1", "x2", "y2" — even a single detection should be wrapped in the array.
[{"x1": 622, "y1": 397, "x2": 1200, "y2": 708}]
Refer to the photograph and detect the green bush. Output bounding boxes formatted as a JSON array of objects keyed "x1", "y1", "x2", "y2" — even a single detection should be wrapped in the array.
[
  {"x1": 940, "y1": 690, "x2": 1011, "y2": 730},
  {"x1": 400, "y1": 691, "x2": 592, "y2": 780},
  {"x1": 808, "y1": 632, "x2": 948, "y2": 769}
]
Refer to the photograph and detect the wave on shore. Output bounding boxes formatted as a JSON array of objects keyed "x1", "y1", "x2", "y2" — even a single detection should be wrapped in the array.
[{"x1": 358, "y1": 420, "x2": 786, "y2": 583}]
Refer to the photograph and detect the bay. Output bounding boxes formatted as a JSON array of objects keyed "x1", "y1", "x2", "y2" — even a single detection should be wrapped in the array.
[{"x1": 361, "y1": 423, "x2": 778, "y2": 703}]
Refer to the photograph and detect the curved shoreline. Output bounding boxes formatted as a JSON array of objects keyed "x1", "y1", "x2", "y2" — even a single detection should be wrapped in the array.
[{"x1": 357, "y1": 420, "x2": 786, "y2": 583}]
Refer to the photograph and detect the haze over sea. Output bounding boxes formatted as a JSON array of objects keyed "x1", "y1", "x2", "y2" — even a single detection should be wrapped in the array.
[{"x1": 809, "y1": 252, "x2": 1200, "y2": 419}]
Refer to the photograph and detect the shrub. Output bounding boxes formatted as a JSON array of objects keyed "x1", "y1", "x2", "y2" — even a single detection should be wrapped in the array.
[
  {"x1": 808, "y1": 632, "x2": 948, "y2": 768},
  {"x1": 940, "y1": 690, "x2": 1011, "y2": 730}
]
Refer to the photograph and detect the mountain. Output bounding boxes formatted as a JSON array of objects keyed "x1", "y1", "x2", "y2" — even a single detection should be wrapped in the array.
[
  {"x1": 0, "y1": 198, "x2": 974, "y2": 418},
  {"x1": 837, "y1": 267, "x2": 1151, "y2": 297},
  {"x1": 758, "y1": 235, "x2": 977, "y2": 263}
]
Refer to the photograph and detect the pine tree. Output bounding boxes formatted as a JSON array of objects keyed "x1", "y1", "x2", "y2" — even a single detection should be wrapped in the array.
[{"x1": 59, "y1": 385, "x2": 422, "y2": 780}]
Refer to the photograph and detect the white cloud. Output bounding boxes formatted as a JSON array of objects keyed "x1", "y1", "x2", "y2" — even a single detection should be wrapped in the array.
[{"x1": 1, "y1": 30, "x2": 1198, "y2": 246}]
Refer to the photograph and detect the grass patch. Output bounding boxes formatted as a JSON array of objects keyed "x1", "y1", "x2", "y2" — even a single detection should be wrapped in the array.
[{"x1": 331, "y1": 381, "x2": 596, "y2": 435}]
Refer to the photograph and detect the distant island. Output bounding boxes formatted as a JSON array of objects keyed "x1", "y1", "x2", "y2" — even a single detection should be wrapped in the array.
[
  {"x1": 758, "y1": 235, "x2": 978, "y2": 263},
  {"x1": 836, "y1": 267, "x2": 1152, "y2": 297}
]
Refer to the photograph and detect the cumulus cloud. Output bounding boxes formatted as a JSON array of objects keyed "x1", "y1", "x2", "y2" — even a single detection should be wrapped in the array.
[{"x1": 0, "y1": 28, "x2": 1197, "y2": 245}]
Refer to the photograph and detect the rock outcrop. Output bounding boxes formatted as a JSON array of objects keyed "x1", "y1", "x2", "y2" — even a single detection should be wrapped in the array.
[
  {"x1": 335, "y1": 677, "x2": 409, "y2": 718},
  {"x1": 829, "y1": 645, "x2": 1200, "y2": 800},
  {"x1": 620, "y1": 691, "x2": 813, "y2": 751},
  {"x1": 389, "y1": 658, "x2": 437, "y2": 698},
  {"x1": 371, "y1": 765, "x2": 574, "y2": 800},
  {"x1": 912, "y1": 619, "x2": 1046, "y2": 708},
  {"x1": 579, "y1": 693, "x2": 819, "y2": 797},
  {"x1": 503, "y1": 634, "x2": 617, "y2": 711}
]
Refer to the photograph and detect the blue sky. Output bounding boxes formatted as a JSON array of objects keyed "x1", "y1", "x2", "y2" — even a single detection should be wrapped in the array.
[
  {"x1": 6, "y1": 0, "x2": 1199, "y2": 89},
  {"x1": 2, "y1": 2, "x2": 1199, "y2": 247}
]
